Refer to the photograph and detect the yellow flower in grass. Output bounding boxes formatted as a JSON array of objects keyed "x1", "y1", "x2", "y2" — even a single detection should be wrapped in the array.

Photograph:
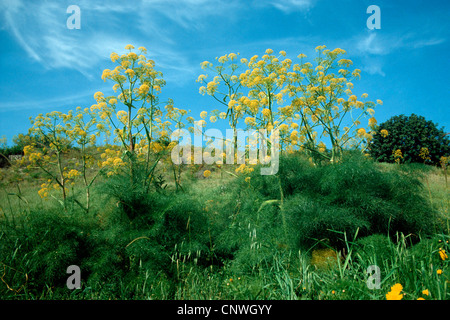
[
  {"x1": 386, "y1": 283, "x2": 403, "y2": 300},
  {"x1": 422, "y1": 289, "x2": 429, "y2": 296},
  {"x1": 439, "y1": 248, "x2": 448, "y2": 261},
  {"x1": 203, "y1": 170, "x2": 211, "y2": 178},
  {"x1": 38, "y1": 183, "x2": 49, "y2": 199},
  {"x1": 67, "y1": 169, "x2": 80, "y2": 179},
  {"x1": 437, "y1": 269, "x2": 443, "y2": 275}
]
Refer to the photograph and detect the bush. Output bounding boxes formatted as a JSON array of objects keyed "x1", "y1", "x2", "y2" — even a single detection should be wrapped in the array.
[
  {"x1": 217, "y1": 153, "x2": 437, "y2": 254},
  {"x1": 369, "y1": 114, "x2": 450, "y2": 165},
  {"x1": 0, "y1": 208, "x2": 97, "y2": 297},
  {"x1": 0, "y1": 144, "x2": 23, "y2": 168}
]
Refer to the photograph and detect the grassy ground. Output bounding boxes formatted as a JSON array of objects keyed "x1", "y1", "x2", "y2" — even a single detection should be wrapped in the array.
[{"x1": 0, "y1": 153, "x2": 449, "y2": 300}]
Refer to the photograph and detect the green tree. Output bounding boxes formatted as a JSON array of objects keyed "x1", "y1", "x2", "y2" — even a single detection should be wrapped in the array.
[{"x1": 369, "y1": 114, "x2": 450, "y2": 165}]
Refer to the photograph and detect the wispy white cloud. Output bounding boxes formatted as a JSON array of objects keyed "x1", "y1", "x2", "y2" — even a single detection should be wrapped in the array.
[
  {"x1": 0, "y1": 0, "x2": 243, "y2": 84},
  {"x1": 255, "y1": 0, "x2": 315, "y2": 13},
  {"x1": 347, "y1": 30, "x2": 446, "y2": 76},
  {"x1": 0, "y1": 87, "x2": 99, "y2": 113}
]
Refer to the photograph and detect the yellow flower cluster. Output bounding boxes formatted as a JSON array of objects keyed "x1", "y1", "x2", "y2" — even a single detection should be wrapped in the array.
[
  {"x1": 235, "y1": 163, "x2": 255, "y2": 175},
  {"x1": 23, "y1": 145, "x2": 43, "y2": 165},
  {"x1": 38, "y1": 182, "x2": 50, "y2": 199},
  {"x1": 393, "y1": 149, "x2": 403, "y2": 164},
  {"x1": 66, "y1": 169, "x2": 80, "y2": 179},
  {"x1": 100, "y1": 148, "x2": 125, "y2": 176},
  {"x1": 419, "y1": 147, "x2": 431, "y2": 162}
]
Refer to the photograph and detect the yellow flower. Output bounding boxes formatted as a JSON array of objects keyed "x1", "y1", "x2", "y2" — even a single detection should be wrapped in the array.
[
  {"x1": 380, "y1": 129, "x2": 389, "y2": 138},
  {"x1": 437, "y1": 269, "x2": 443, "y2": 275},
  {"x1": 138, "y1": 46, "x2": 147, "y2": 53},
  {"x1": 244, "y1": 117, "x2": 255, "y2": 126},
  {"x1": 278, "y1": 123, "x2": 289, "y2": 132},
  {"x1": 125, "y1": 68, "x2": 135, "y2": 78},
  {"x1": 228, "y1": 53, "x2": 237, "y2": 60},
  {"x1": 200, "y1": 61, "x2": 212, "y2": 69},
  {"x1": 422, "y1": 289, "x2": 429, "y2": 296},
  {"x1": 245, "y1": 177, "x2": 251, "y2": 183},
  {"x1": 67, "y1": 169, "x2": 80, "y2": 179},
  {"x1": 110, "y1": 52, "x2": 120, "y2": 63},
  {"x1": 203, "y1": 170, "x2": 211, "y2": 178},
  {"x1": 127, "y1": 52, "x2": 138, "y2": 60},
  {"x1": 386, "y1": 283, "x2": 403, "y2": 300},
  {"x1": 348, "y1": 95, "x2": 357, "y2": 102},
  {"x1": 390, "y1": 283, "x2": 403, "y2": 293},
  {"x1": 393, "y1": 149, "x2": 403, "y2": 164},
  {"x1": 439, "y1": 248, "x2": 448, "y2": 261},
  {"x1": 200, "y1": 111, "x2": 208, "y2": 119},
  {"x1": 94, "y1": 91, "x2": 104, "y2": 101},
  {"x1": 197, "y1": 120, "x2": 206, "y2": 127},
  {"x1": 139, "y1": 84, "x2": 150, "y2": 94},
  {"x1": 125, "y1": 44, "x2": 135, "y2": 50},
  {"x1": 315, "y1": 45, "x2": 326, "y2": 51},
  {"x1": 101, "y1": 69, "x2": 111, "y2": 81},
  {"x1": 121, "y1": 60, "x2": 131, "y2": 68},
  {"x1": 357, "y1": 128, "x2": 366, "y2": 137},
  {"x1": 218, "y1": 55, "x2": 228, "y2": 63},
  {"x1": 417, "y1": 297, "x2": 425, "y2": 300},
  {"x1": 197, "y1": 74, "x2": 207, "y2": 83}
]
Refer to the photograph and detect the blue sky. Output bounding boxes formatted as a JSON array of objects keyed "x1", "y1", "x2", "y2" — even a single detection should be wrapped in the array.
[{"x1": 0, "y1": 0, "x2": 449, "y2": 146}]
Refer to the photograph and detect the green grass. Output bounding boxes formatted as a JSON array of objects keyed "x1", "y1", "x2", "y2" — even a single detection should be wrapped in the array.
[{"x1": 0, "y1": 152, "x2": 449, "y2": 300}]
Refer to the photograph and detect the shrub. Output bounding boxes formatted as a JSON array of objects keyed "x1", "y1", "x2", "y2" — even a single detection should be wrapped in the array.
[
  {"x1": 222, "y1": 153, "x2": 437, "y2": 253},
  {"x1": 369, "y1": 114, "x2": 450, "y2": 165},
  {"x1": 0, "y1": 208, "x2": 96, "y2": 297}
]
